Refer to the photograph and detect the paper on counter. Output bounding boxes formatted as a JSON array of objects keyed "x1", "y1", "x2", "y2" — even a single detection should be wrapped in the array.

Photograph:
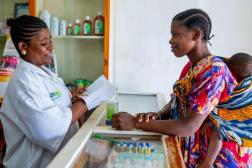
[{"x1": 82, "y1": 75, "x2": 117, "y2": 110}]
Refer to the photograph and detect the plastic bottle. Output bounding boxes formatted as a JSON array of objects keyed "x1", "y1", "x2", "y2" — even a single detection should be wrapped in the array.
[
  {"x1": 83, "y1": 16, "x2": 92, "y2": 35},
  {"x1": 106, "y1": 95, "x2": 118, "y2": 125},
  {"x1": 40, "y1": 10, "x2": 50, "y2": 30},
  {"x1": 50, "y1": 16, "x2": 59, "y2": 36},
  {"x1": 67, "y1": 23, "x2": 73, "y2": 35},
  {"x1": 73, "y1": 19, "x2": 81, "y2": 35},
  {"x1": 93, "y1": 11, "x2": 104, "y2": 36},
  {"x1": 59, "y1": 20, "x2": 67, "y2": 36}
]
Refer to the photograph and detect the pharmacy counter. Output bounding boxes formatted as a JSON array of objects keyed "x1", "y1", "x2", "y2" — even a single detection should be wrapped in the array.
[{"x1": 47, "y1": 93, "x2": 185, "y2": 168}]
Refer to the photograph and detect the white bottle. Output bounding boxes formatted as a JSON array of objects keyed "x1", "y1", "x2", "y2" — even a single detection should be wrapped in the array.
[
  {"x1": 40, "y1": 10, "x2": 50, "y2": 30},
  {"x1": 50, "y1": 16, "x2": 59, "y2": 36},
  {"x1": 59, "y1": 20, "x2": 67, "y2": 36}
]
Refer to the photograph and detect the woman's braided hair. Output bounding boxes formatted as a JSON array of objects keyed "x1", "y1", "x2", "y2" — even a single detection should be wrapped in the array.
[
  {"x1": 7, "y1": 15, "x2": 48, "y2": 58},
  {"x1": 173, "y1": 9, "x2": 213, "y2": 43}
]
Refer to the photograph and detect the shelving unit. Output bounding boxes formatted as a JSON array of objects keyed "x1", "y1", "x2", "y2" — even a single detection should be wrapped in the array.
[
  {"x1": 52, "y1": 35, "x2": 104, "y2": 40},
  {"x1": 33, "y1": 0, "x2": 109, "y2": 83},
  {"x1": 0, "y1": 0, "x2": 110, "y2": 82}
]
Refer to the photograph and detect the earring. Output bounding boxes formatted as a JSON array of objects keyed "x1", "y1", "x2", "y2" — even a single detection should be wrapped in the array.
[{"x1": 21, "y1": 50, "x2": 27, "y2": 56}]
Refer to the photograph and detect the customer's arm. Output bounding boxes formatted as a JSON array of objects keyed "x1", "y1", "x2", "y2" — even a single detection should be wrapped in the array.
[
  {"x1": 157, "y1": 100, "x2": 172, "y2": 119},
  {"x1": 137, "y1": 109, "x2": 207, "y2": 136},
  {"x1": 112, "y1": 108, "x2": 207, "y2": 137}
]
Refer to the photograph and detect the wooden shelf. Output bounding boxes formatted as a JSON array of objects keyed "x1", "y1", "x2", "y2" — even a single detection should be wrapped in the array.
[{"x1": 52, "y1": 35, "x2": 104, "y2": 39}]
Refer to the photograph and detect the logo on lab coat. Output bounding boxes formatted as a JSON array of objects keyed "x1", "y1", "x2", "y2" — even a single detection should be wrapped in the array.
[{"x1": 49, "y1": 90, "x2": 61, "y2": 100}]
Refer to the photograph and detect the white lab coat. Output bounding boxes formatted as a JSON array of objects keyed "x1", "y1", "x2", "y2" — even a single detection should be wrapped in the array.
[{"x1": 0, "y1": 60, "x2": 78, "y2": 168}]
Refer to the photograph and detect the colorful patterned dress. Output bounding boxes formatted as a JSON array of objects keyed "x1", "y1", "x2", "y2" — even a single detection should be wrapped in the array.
[{"x1": 170, "y1": 56, "x2": 252, "y2": 168}]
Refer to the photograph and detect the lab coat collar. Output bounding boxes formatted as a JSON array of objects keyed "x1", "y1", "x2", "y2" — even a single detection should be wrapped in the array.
[{"x1": 19, "y1": 59, "x2": 58, "y2": 80}]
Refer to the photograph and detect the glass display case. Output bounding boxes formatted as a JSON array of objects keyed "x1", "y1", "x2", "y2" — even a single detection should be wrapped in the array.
[
  {"x1": 79, "y1": 134, "x2": 166, "y2": 168},
  {"x1": 48, "y1": 93, "x2": 185, "y2": 168}
]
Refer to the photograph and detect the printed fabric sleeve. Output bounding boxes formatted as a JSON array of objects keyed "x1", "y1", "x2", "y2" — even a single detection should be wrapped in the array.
[{"x1": 189, "y1": 64, "x2": 226, "y2": 115}]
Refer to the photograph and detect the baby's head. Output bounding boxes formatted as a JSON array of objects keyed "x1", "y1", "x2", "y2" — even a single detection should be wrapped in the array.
[{"x1": 227, "y1": 53, "x2": 252, "y2": 82}]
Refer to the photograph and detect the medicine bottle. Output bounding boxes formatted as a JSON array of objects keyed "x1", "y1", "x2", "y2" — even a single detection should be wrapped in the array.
[
  {"x1": 83, "y1": 16, "x2": 92, "y2": 35},
  {"x1": 93, "y1": 11, "x2": 104, "y2": 36}
]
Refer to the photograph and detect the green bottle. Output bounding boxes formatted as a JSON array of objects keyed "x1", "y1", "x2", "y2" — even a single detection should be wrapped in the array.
[
  {"x1": 106, "y1": 99, "x2": 118, "y2": 125},
  {"x1": 83, "y1": 16, "x2": 92, "y2": 35},
  {"x1": 73, "y1": 19, "x2": 81, "y2": 35},
  {"x1": 67, "y1": 23, "x2": 73, "y2": 35},
  {"x1": 94, "y1": 11, "x2": 104, "y2": 36}
]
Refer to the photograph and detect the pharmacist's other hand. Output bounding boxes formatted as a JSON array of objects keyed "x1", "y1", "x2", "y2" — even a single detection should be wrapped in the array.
[
  {"x1": 136, "y1": 112, "x2": 160, "y2": 123},
  {"x1": 111, "y1": 112, "x2": 136, "y2": 130},
  {"x1": 71, "y1": 87, "x2": 87, "y2": 98}
]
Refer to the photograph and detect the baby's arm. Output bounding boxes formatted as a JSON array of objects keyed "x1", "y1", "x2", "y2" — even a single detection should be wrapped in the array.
[{"x1": 199, "y1": 121, "x2": 222, "y2": 168}]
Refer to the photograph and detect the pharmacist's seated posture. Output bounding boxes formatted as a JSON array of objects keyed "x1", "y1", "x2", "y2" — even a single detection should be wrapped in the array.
[{"x1": 0, "y1": 15, "x2": 107, "y2": 168}]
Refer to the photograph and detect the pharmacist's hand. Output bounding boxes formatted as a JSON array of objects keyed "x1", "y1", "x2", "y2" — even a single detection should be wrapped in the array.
[
  {"x1": 71, "y1": 87, "x2": 87, "y2": 98},
  {"x1": 71, "y1": 88, "x2": 87, "y2": 103},
  {"x1": 111, "y1": 112, "x2": 137, "y2": 130},
  {"x1": 72, "y1": 96, "x2": 81, "y2": 103},
  {"x1": 136, "y1": 112, "x2": 160, "y2": 123}
]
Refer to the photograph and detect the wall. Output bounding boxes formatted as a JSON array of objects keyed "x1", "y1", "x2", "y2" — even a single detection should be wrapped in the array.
[
  {"x1": 199, "y1": 0, "x2": 252, "y2": 56},
  {"x1": 109, "y1": 0, "x2": 252, "y2": 101}
]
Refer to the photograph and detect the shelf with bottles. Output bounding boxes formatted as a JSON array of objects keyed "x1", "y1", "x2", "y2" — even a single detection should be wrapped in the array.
[
  {"x1": 40, "y1": 10, "x2": 105, "y2": 37},
  {"x1": 34, "y1": 0, "x2": 108, "y2": 81},
  {"x1": 52, "y1": 35, "x2": 104, "y2": 39}
]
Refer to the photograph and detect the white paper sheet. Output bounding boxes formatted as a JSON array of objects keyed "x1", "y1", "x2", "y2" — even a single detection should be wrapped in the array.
[{"x1": 82, "y1": 75, "x2": 117, "y2": 110}]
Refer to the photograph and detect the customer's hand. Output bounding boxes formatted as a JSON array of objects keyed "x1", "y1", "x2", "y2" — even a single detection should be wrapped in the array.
[
  {"x1": 136, "y1": 112, "x2": 160, "y2": 123},
  {"x1": 111, "y1": 112, "x2": 137, "y2": 130}
]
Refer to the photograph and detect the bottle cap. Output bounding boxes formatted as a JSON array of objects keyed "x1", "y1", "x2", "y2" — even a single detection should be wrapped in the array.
[
  {"x1": 76, "y1": 19, "x2": 80, "y2": 23},
  {"x1": 43, "y1": 10, "x2": 49, "y2": 14},
  {"x1": 85, "y1": 16, "x2": 90, "y2": 20}
]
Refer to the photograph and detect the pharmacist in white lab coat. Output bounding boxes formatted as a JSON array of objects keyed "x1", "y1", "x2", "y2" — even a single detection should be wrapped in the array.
[{"x1": 0, "y1": 15, "x2": 100, "y2": 168}]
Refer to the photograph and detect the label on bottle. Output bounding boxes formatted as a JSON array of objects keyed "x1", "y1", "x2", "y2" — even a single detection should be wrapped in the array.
[
  {"x1": 74, "y1": 24, "x2": 81, "y2": 35},
  {"x1": 83, "y1": 22, "x2": 91, "y2": 35},
  {"x1": 67, "y1": 27, "x2": 73, "y2": 35},
  {"x1": 95, "y1": 20, "x2": 104, "y2": 34}
]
